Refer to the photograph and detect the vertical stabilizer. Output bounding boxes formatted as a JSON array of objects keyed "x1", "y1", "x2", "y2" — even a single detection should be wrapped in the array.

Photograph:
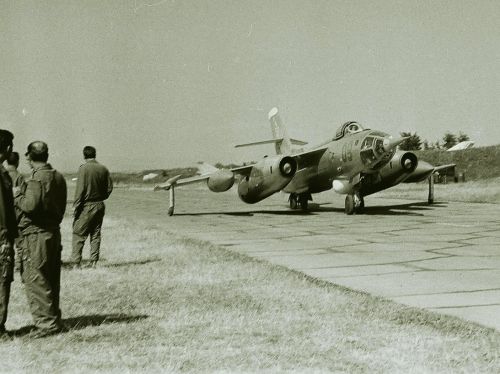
[{"x1": 268, "y1": 107, "x2": 292, "y2": 155}]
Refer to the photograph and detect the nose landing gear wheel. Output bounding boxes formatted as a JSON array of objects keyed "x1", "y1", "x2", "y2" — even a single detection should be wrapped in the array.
[{"x1": 345, "y1": 194, "x2": 355, "y2": 215}]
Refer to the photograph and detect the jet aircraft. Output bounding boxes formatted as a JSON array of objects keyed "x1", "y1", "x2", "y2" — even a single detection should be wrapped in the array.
[{"x1": 155, "y1": 107, "x2": 420, "y2": 215}]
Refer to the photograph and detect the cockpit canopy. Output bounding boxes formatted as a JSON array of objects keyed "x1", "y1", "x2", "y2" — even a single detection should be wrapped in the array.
[{"x1": 335, "y1": 121, "x2": 366, "y2": 139}]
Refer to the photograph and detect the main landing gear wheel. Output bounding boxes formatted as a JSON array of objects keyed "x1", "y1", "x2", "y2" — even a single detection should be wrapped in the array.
[
  {"x1": 290, "y1": 193, "x2": 310, "y2": 211},
  {"x1": 345, "y1": 194, "x2": 364, "y2": 215},
  {"x1": 345, "y1": 195, "x2": 355, "y2": 215},
  {"x1": 299, "y1": 195, "x2": 309, "y2": 211}
]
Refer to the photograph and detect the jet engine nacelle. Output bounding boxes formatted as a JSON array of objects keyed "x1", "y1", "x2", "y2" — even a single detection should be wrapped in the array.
[
  {"x1": 359, "y1": 151, "x2": 418, "y2": 196},
  {"x1": 238, "y1": 155, "x2": 297, "y2": 204},
  {"x1": 376, "y1": 151, "x2": 418, "y2": 183},
  {"x1": 207, "y1": 170, "x2": 235, "y2": 192}
]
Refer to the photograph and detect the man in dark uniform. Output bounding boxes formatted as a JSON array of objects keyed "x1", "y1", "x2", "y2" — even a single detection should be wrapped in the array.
[
  {"x1": 14, "y1": 141, "x2": 67, "y2": 338},
  {"x1": 71, "y1": 146, "x2": 113, "y2": 269},
  {"x1": 0, "y1": 130, "x2": 18, "y2": 338},
  {"x1": 5, "y1": 152, "x2": 25, "y2": 188},
  {"x1": 6, "y1": 151, "x2": 26, "y2": 272}
]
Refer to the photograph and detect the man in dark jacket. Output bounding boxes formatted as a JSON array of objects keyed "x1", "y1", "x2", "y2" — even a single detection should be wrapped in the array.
[
  {"x1": 71, "y1": 146, "x2": 113, "y2": 269},
  {"x1": 5, "y1": 152, "x2": 25, "y2": 188},
  {"x1": 14, "y1": 141, "x2": 67, "y2": 338},
  {"x1": 0, "y1": 130, "x2": 18, "y2": 338},
  {"x1": 6, "y1": 151, "x2": 26, "y2": 272}
]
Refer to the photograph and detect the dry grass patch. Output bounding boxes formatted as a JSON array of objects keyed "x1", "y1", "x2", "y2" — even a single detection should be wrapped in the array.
[
  {"x1": 1, "y1": 216, "x2": 499, "y2": 372},
  {"x1": 377, "y1": 177, "x2": 500, "y2": 204}
]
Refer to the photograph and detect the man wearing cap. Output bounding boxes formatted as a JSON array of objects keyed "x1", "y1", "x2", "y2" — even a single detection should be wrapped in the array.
[
  {"x1": 14, "y1": 141, "x2": 67, "y2": 338},
  {"x1": 0, "y1": 130, "x2": 18, "y2": 339},
  {"x1": 71, "y1": 146, "x2": 113, "y2": 269}
]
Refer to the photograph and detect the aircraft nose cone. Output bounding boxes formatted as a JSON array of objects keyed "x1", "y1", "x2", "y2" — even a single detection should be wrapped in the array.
[{"x1": 383, "y1": 137, "x2": 408, "y2": 152}]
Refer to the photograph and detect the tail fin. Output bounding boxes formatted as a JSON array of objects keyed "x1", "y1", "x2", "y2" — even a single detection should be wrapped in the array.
[{"x1": 268, "y1": 107, "x2": 292, "y2": 155}]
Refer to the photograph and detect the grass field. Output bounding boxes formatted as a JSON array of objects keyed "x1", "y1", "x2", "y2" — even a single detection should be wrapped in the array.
[
  {"x1": 1, "y1": 189, "x2": 499, "y2": 373},
  {"x1": 376, "y1": 177, "x2": 500, "y2": 204}
]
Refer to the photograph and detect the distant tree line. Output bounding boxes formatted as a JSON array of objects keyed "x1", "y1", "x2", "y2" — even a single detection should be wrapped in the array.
[{"x1": 399, "y1": 131, "x2": 470, "y2": 151}]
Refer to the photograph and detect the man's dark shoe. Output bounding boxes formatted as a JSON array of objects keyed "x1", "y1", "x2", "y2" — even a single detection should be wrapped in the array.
[{"x1": 0, "y1": 326, "x2": 12, "y2": 341}]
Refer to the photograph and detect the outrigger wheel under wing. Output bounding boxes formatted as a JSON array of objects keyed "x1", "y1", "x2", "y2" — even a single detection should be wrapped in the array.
[
  {"x1": 154, "y1": 164, "x2": 254, "y2": 216},
  {"x1": 154, "y1": 175, "x2": 182, "y2": 216}
]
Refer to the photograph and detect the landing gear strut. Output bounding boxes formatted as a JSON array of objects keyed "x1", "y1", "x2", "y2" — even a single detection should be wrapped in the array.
[
  {"x1": 289, "y1": 193, "x2": 310, "y2": 211},
  {"x1": 168, "y1": 185, "x2": 175, "y2": 216},
  {"x1": 428, "y1": 175, "x2": 434, "y2": 204}
]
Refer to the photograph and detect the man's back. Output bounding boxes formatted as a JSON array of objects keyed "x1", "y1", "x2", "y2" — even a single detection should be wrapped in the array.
[
  {"x1": 17, "y1": 164, "x2": 67, "y2": 232},
  {"x1": 74, "y1": 160, "x2": 112, "y2": 205}
]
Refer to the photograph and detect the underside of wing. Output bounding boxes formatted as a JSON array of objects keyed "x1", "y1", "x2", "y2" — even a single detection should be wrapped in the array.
[
  {"x1": 154, "y1": 174, "x2": 210, "y2": 190},
  {"x1": 291, "y1": 146, "x2": 329, "y2": 169},
  {"x1": 230, "y1": 164, "x2": 254, "y2": 177},
  {"x1": 433, "y1": 163, "x2": 456, "y2": 173}
]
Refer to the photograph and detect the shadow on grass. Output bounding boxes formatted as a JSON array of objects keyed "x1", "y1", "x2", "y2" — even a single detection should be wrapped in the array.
[
  {"x1": 61, "y1": 258, "x2": 161, "y2": 269},
  {"x1": 11, "y1": 313, "x2": 148, "y2": 337},
  {"x1": 172, "y1": 201, "x2": 447, "y2": 217}
]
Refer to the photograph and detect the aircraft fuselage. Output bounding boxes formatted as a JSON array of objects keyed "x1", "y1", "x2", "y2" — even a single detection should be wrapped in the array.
[{"x1": 283, "y1": 129, "x2": 395, "y2": 195}]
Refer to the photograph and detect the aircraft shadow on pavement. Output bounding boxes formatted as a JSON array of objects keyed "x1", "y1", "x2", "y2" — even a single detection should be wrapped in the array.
[
  {"x1": 172, "y1": 201, "x2": 446, "y2": 217},
  {"x1": 10, "y1": 313, "x2": 148, "y2": 337},
  {"x1": 314, "y1": 201, "x2": 447, "y2": 216}
]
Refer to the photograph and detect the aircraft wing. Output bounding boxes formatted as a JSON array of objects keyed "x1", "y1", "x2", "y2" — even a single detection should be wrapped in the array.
[
  {"x1": 154, "y1": 146, "x2": 327, "y2": 192},
  {"x1": 154, "y1": 163, "x2": 256, "y2": 191},
  {"x1": 154, "y1": 174, "x2": 211, "y2": 190},
  {"x1": 433, "y1": 164, "x2": 456, "y2": 173},
  {"x1": 230, "y1": 164, "x2": 255, "y2": 176},
  {"x1": 290, "y1": 146, "x2": 329, "y2": 169},
  {"x1": 404, "y1": 162, "x2": 456, "y2": 183}
]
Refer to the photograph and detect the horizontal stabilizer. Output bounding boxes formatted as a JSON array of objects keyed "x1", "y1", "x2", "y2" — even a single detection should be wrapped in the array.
[{"x1": 235, "y1": 138, "x2": 308, "y2": 148}]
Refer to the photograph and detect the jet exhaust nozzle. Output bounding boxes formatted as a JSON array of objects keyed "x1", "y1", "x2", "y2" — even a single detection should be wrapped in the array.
[{"x1": 279, "y1": 156, "x2": 297, "y2": 177}]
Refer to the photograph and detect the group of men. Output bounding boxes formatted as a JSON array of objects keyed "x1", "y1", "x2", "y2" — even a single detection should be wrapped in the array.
[{"x1": 0, "y1": 129, "x2": 113, "y2": 339}]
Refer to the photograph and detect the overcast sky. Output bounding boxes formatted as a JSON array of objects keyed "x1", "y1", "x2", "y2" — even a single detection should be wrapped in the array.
[{"x1": 1, "y1": 0, "x2": 499, "y2": 172}]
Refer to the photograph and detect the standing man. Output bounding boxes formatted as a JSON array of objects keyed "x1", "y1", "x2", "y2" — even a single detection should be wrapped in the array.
[
  {"x1": 0, "y1": 130, "x2": 18, "y2": 338},
  {"x1": 71, "y1": 146, "x2": 113, "y2": 269},
  {"x1": 6, "y1": 152, "x2": 26, "y2": 272},
  {"x1": 5, "y1": 152, "x2": 25, "y2": 188},
  {"x1": 14, "y1": 141, "x2": 67, "y2": 338}
]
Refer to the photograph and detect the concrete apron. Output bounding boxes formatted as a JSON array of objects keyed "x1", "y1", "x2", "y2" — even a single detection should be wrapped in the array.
[{"x1": 127, "y1": 188, "x2": 500, "y2": 330}]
